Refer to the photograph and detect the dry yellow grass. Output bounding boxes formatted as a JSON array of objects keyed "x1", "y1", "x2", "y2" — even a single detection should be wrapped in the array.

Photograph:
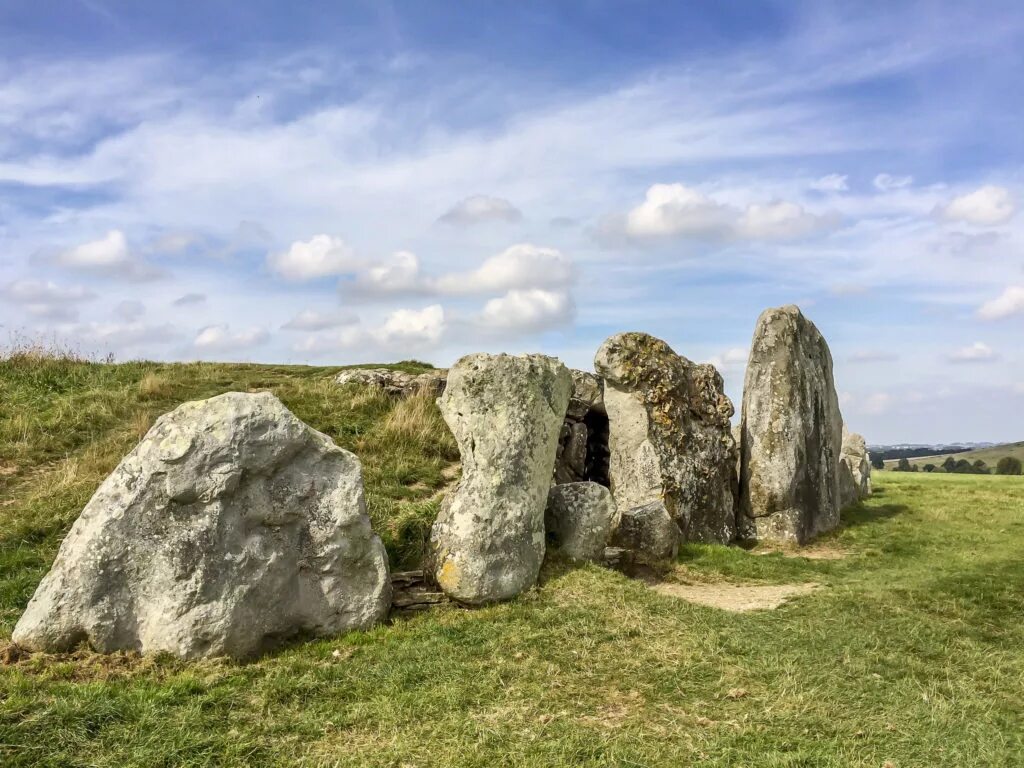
[
  {"x1": 138, "y1": 371, "x2": 170, "y2": 398},
  {"x1": 380, "y1": 389, "x2": 449, "y2": 444}
]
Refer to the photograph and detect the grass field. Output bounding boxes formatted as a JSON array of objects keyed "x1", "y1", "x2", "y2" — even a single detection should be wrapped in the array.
[
  {"x1": 2, "y1": 354, "x2": 1024, "y2": 766},
  {"x1": 882, "y1": 441, "x2": 1024, "y2": 470}
]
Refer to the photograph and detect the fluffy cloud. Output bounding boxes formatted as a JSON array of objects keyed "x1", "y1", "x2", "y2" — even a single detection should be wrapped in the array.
[
  {"x1": 436, "y1": 244, "x2": 573, "y2": 295},
  {"x1": 705, "y1": 347, "x2": 748, "y2": 372},
  {"x1": 873, "y1": 173, "x2": 913, "y2": 191},
  {"x1": 810, "y1": 173, "x2": 849, "y2": 192},
  {"x1": 52, "y1": 230, "x2": 164, "y2": 281},
  {"x1": 940, "y1": 185, "x2": 1015, "y2": 225},
  {"x1": 438, "y1": 195, "x2": 522, "y2": 226},
  {"x1": 977, "y1": 285, "x2": 1024, "y2": 320},
  {"x1": 376, "y1": 305, "x2": 446, "y2": 344},
  {"x1": 615, "y1": 184, "x2": 835, "y2": 243},
  {"x1": 948, "y1": 341, "x2": 997, "y2": 363},
  {"x1": 355, "y1": 251, "x2": 425, "y2": 294},
  {"x1": 281, "y1": 309, "x2": 359, "y2": 331},
  {"x1": 480, "y1": 289, "x2": 574, "y2": 332},
  {"x1": 193, "y1": 324, "x2": 270, "y2": 349},
  {"x1": 267, "y1": 235, "x2": 359, "y2": 281}
]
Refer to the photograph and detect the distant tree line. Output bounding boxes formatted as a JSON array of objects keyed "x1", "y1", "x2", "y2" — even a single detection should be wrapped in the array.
[
  {"x1": 889, "y1": 455, "x2": 1022, "y2": 475},
  {"x1": 872, "y1": 446, "x2": 971, "y2": 462}
]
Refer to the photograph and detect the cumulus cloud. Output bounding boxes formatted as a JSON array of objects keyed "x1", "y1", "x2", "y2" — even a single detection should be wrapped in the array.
[
  {"x1": 610, "y1": 183, "x2": 835, "y2": 243},
  {"x1": 51, "y1": 230, "x2": 164, "y2": 281},
  {"x1": 114, "y1": 300, "x2": 145, "y2": 321},
  {"x1": 377, "y1": 305, "x2": 446, "y2": 344},
  {"x1": 355, "y1": 251, "x2": 426, "y2": 295},
  {"x1": 436, "y1": 244, "x2": 573, "y2": 295},
  {"x1": 948, "y1": 341, "x2": 997, "y2": 363},
  {"x1": 479, "y1": 289, "x2": 574, "y2": 333},
  {"x1": 281, "y1": 309, "x2": 359, "y2": 331},
  {"x1": 810, "y1": 173, "x2": 849, "y2": 192},
  {"x1": 940, "y1": 185, "x2": 1015, "y2": 225},
  {"x1": 977, "y1": 285, "x2": 1024, "y2": 320},
  {"x1": 438, "y1": 195, "x2": 522, "y2": 226},
  {"x1": 194, "y1": 324, "x2": 270, "y2": 350},
  {"x1": 705, "y1": 347, "x2": 748, "y2": 372},
  {"x1": 1, "y1": 279, "x2": 96, "y2": 321},
  {"x1": 267, "y1": 234, "x2": 359, "y2": 281},
  {"x1": 873, "y1": 173, "x2": 913, "y2": 191},
  {"x1": 172, "y1": 292, "x2": 206, "y2": 306}
]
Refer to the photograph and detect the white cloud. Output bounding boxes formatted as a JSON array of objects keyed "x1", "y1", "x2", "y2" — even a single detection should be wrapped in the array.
[
  {"x1": 480, "y1": 289, "x2": 574, "y2": 332},
  {"x1": 438, "y1": 195, "x2": 522, "y2": 226},
  {"x1": 436, "y1": 244, "x2": 573, "y2": 295},
  {"x1": 873, "y1": 173, "x2": 913, "y2": 191},
  {"x1": 736, "y1": 201, "x2": 834, "y2": 240},
  {"x1": 623, "y1": 183, "x2": 734, "y2": 240},
  {"x1": 940, "y1": 185, "x2": 1015, "y2": 225},
  {"x1": 810, "y1": 173, "x2": 849, "y2": 192},
  {"x1": 376, "y1": 304, "x2": 446, "y2": 344},
  {"x1": 172, "y1": 292, "x2": 206, "y2": 306},
  {"x1": 977, "y1": 285, "x2": 1024, "y2": 320},
  {"x1": 51, "y1": 230, "x2": 164, "y2": 281},
  {"x1": 356, "y1": 250, "x2": 425, "y2": 294},
  {"x1": 193, "y1": 324, "x2": 270, "y2": 349},
  {"x1": 949, "y1": 341, "x2": 997, "y2": 363},
  {"x1": 267, "y1": 235, "x2": 359, "y2": 281},
  {"x1": 114, "y1": 300, "x2": 145, "y2": 321},
  {"x1": 281, "y1": 309, "x2": 359, "y2": 331},
  {"x1": 706, "y1": 347, "x2": 748, "y2": 372}
]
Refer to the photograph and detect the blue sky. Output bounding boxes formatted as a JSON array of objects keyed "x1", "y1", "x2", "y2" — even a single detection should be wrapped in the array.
[{"x1": 1, "y1": 1, "x2": 1023, "y2": 443}]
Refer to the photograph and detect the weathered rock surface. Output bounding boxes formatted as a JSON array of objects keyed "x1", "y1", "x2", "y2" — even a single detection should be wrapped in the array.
[
  {"x1": 610, "y1": 501, "x2": 681, "y2": 561},
  {"x1": 553, "y1": 369, "x2": 609, "y2": 485},
  {"x1": 335, "y1": 367, "x2": 447, "y2": 397},
  {"x1": 594, "y1": 332, "x2": 737, "y2": 544},
  {"x1": 545, "y1": 482, "x2": 617, "y2": 561},
  {"x1": 13, "y1": 392, "x2": 391, "y2": 659},
  {"x1": 739, "y1": 305, "x2": 844, "y2": 544},
  {"x1": 838, "y1": 429, "x2": 872, "y2": 508},
  {"x1": 429, "y1": 353, "x2": 572, "y2": 604}
]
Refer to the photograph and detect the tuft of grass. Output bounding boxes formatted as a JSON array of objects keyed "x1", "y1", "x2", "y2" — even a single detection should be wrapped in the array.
[{"x1": 138, "y1": 372, "x2": 171, "y2": 399}]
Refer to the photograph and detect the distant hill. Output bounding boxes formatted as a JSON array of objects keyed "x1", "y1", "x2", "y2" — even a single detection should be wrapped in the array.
[{"x1": 881, "y1": 441, "x2": 1024, "y2": 470}]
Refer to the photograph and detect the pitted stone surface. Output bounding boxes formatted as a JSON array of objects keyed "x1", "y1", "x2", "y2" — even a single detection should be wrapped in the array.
[{"x1": 545, "y1": 482, "x2": 617, "y2": 561}]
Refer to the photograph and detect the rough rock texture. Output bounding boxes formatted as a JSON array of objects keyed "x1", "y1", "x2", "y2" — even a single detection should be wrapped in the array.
[
  {"x1": 610, "y1": 501, "x2": 681, "y2": 561},
  {"x1": 838, "y1": 429, "x2": 872, "y2": 508},
  {"x1": 553, "y1": 369, "x2": 609, "y2": 485},
  {"x1": 335, "y1": 367, "x2": 447, "y2": 398},
  {"x1": 739, "y1": 305, "x2": 844, "y2": 544},
  {"x1": 429, "y1": 354, "x2": 572, "y2": 604},
  {"x1": 545, "y1": 482, "x2": 617, "y2": 561},
  {"x1": 594, "y1": 332, "x2": 737, "y2": 544},
  {"x1": 13, "y1": 392, "x2": 391, "y2": 659}
]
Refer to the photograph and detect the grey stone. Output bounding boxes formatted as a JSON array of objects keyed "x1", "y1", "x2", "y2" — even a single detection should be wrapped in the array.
[
  {"x1": 429, "y1": 353, "x2": 572, "y2": 604},
  {"x1": 739, "y1": 305, "x2": 844, "y2": 544},
  {"x1": 545, "y1": 482, "x2": 617, "y2": 561},
  {"x1": 839, "y1": 429, "x2": 872, "y2": 508},
  {"x1": 594, "y1": 332, "x2": 737, "y2": 544},
  {"x1": 610, "y1": 501, "x2": 681, "y2": 561},
  {"x1": 13, "y1": 392, "x2": 391, "y2": 659},
  {"x1": 335, "y1": 368, "x2": 446, "y2": 397}
]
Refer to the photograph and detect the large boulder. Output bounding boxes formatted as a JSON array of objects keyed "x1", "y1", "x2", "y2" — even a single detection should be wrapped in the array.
[
  {"x1": 594, "y1": 332, "x2": 737, "y2": 544},
  {"x1": 545, "y1": 482, "x2": 617, "y2": 562},
  {"x1": 429, "y1": 354, "x2": 572, "y2": 604},
  {"x1": 739, "y1": 305, "x2": 844, "y2": 544},
  {"x1": 13, "y1": 392, "x2": 391, "y2": 659},
  {"x1": 335, "y1": 367, "x2": 447, "y2": 398},
  {"x1": 838, "y1": 429, "x2": 872, "y2": 508}
]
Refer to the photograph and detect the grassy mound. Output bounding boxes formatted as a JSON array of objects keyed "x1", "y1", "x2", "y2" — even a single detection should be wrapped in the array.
[{"x1": 2, "y1": 354, "x2": 1023, "y2": 766}]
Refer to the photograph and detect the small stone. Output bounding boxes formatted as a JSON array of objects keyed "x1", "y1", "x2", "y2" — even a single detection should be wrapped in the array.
[
  {"x1": 545, "y1": 482, "x2": 618, "y2": 561},
  {"x1": 611, "y1": 500, "x2": 681, "y2": 561}
]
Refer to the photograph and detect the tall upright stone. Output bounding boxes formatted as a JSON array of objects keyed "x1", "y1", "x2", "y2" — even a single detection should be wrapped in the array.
[
  {"x1": 13, "y1": 392, "x2": 391, "y2": 659},
  {"x1": 739, "y1": 305, "x2": 844, "y2": 544},
  {"x1": 594, "y1": 332, "x2": 737, "y2": 545},
  {"x1": 838, "y1": 428, "x2": 872, "y2": 508},
  {"x1": 429, "y1": 353, "x2": 572, "y2": 605}
]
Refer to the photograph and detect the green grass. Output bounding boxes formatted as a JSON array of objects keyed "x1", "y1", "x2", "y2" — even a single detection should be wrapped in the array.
[
  {"x1": 2, "y1": 355, "x2": 1024, "y2": 766},
  {"x1": 882, "y1": 440, "x2": 1024, "y2": 470}
]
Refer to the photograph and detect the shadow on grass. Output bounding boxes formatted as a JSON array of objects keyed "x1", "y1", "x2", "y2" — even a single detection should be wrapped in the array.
[{"x1": 839, "y1": 503, "x2": 909, "y2": 530}]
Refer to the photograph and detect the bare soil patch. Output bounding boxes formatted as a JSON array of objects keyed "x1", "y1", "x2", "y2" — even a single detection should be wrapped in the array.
[
  {"x1": 750, "y1": 543, "x2": 849, "y2": 560},
  {"x1": 649, "y1": 581, "x2": 820, "y2": 612}
]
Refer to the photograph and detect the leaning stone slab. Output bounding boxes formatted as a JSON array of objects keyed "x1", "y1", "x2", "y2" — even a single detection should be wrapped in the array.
[
  {"x1": 13, "y1": 392, "x2": 391, "y2": 659},
  {"x1": 429, "y1": 353, "x2": 571, "y2": 604},
  {"x1": 545, "y1": 482, "x2": 617, "y2": 561},
  {"x1": 739, "y1": 305, "x2": 844, "y2": 544},
  {"x1": 594, "y1": 332, "x2": 737, "y2": 544}
]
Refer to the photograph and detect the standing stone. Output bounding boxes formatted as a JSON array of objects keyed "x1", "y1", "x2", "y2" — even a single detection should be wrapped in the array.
[
  {"x1": 13, "y1": 392, "x2": 391, "y2": 659},
  {"x1": 839, "y1": 429, "x2": 872, "y2": 508},
  {"x1": 545, "y1": 482, "x2": 618, "y2": 561},
  {"x1": 594, "y1": 332, "x2": 737, "y2": 545},
  {"x1": 429, "y1": 354, "x2": 572, "y2": 605},
  {"x1": 739, "y1": 305, "x2": 844, "y2": 544}
]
